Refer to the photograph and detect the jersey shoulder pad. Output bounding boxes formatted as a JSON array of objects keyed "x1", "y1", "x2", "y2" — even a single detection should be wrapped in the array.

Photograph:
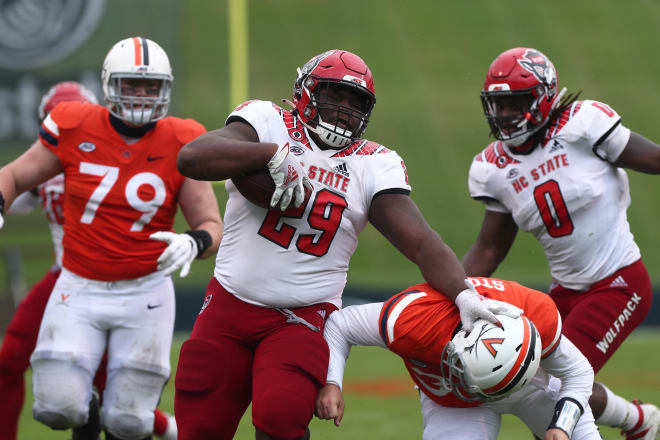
[
  {"x1": 468, "y1": 142, "x2": 512, "y2": 200},
  {"x1": 49, "y1": 101, "x2": 99, "y2": 130},
  {"x1": 161, "y1": 116, "x2": 206, "y2": 145},
  {"x1": 566, "y1": 99, "x2": 621, "y2": 144}
]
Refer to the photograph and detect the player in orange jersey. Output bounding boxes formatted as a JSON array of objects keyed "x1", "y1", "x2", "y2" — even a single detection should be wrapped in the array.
[
  {"x1": 0, "y1": 37, "x2": 222, "y2": 440},
  {"x1": 0, "y1": 81, "x2": 177, "y2": 440},
  {"x1": 316, "y1": 277, "x2": 602, "y2": 440}
]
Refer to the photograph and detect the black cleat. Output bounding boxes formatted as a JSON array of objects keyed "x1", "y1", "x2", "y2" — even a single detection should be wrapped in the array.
[{"x1": 72, "y1": 389, "x2": 101, "y2": 440}]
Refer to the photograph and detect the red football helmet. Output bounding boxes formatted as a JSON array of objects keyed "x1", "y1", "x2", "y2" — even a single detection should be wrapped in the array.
[
  {"x1": 481, "y1": 48, "x2": 561, "y2": 150},
  {"x1": 38, "y1": 81, "x2": 98, "y2": 120},
  {"x1": 293, "y1": 50, "x2": 376, "y2": 149}
]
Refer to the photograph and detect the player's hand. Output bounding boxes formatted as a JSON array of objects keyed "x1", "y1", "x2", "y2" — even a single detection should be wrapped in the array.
[
  {"x1": 544, "y1": 428, "x2": 569, "y2": 440},
  {"x1": 149, "y1": 231, "x2": 198, "y2": 278},
  {"x1": 315, "y1": 383, "x2": 344, "y2": 427},
  {"x1": 267, "y1": 142, "x2": 313, "y2": 210},
  {"x1": 0, "y1": 211, "x2": 4, "y2": 230},
  {"x1": 455, "y1": 279, "x2": 523, "y2": 332}
]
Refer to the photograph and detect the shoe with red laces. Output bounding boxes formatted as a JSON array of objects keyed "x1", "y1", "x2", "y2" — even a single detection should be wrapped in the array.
[{"x1": 622, "y1": 400, "x2": 660, "y2": 440}]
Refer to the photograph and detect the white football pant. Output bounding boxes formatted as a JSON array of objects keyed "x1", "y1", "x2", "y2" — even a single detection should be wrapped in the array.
[{"x1": 31, "y1": 268, "x2": 175, "y2": 439}]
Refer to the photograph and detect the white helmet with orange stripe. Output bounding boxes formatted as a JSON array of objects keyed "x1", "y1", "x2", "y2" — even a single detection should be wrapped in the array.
[
  {"x1": 101, "y1": 36, "x2": 172, "y2": 125},
  {"x1": 440, "y1": 314, "x2": 541, "y2": 401}
]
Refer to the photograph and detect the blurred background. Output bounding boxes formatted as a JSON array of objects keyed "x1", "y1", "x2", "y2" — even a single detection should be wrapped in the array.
[{"x1": 1, "y1": 0, "x2": 659, "y2": 329}]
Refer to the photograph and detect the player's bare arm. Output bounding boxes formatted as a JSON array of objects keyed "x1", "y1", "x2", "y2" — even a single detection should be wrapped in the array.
[
  {"x1": 462, "y1": 208, "x2": 518, "y2": 277},
  {"x1": 177, "y1": 177, "x2": 223, "y2": 258},
  {"x1": 368, "y1": 193, "x2": 469, "y2": 300},
  {"x1": 0, "y1": 139, "x2": 62, "y2": 208},
  {"x1": 613, "y1": 131, "x2": 660, "y2": 173},
  {"x1": 177, "y1": 121, "x2": 278, "y2": 181}
]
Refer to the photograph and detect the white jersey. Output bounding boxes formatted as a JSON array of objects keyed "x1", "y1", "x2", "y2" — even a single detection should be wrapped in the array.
[
  {"x1": 469, "y1": 100, "x2": 640, "y2": 290},
  {"x1": 9, "y1": 174, "x2": 65, "y2": 268},
  {"x1": 214, "y1": 100, "x2": 411, "y2": 308}
]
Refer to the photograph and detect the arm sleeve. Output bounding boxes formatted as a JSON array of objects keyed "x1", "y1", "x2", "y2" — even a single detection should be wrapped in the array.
[
  {"x1": 540, "y1": 335, "x2": 594, "y2": 412},
  {"x1": 8, "y1": 191, "x2": 39, "y2": 215},
  {"x1": 324, "y1": 302, "x2": 386, "y2": 390}
]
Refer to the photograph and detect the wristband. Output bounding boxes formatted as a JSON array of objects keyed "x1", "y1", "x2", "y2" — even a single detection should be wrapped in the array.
[
  {"x1": 0, "y1": 191, "x2": 5, "y2": 215},
  {"x1": 185, "y1": 229, "x2": 212, "y2": 258},
  {"x1": 548, "y1": 397, "x2": 583, "y2": 438}
]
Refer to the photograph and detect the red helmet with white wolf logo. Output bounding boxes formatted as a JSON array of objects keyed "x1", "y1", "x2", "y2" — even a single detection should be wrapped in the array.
[
  {"x1": 292, "y1": 50, "x2": 376, "y2": 149},
  {"x1": 481, "y1": 48, "x2": 561, "y2": 149}
]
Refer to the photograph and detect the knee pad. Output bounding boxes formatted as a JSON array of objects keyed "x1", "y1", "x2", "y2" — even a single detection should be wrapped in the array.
[
  {"x1": 31, "y1": 358, "x2": 91, "y2": 429},
  {"x1": 101, "y1": 367, "x2": 162, "y2": 439},
  {"x1": 102, "y1": 407, "x2": 151, "y2": 440},
  {"x1": 175, "y1": 339, "x2": 219, "y2": 394}
]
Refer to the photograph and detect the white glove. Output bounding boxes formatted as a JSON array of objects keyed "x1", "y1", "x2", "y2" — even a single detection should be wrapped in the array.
[
  {"x1": 149, "y1": 231, "x2": 198, "y2": 278},
  {"x1": 454, "y1": 279, "x2": 523, "y2": 332},
  {"x1": 267, "y1": 142, "x2": 313, "y2": 210},
  {"x1": 0, "y1": 211, "x2": 4, "y2": 230}
]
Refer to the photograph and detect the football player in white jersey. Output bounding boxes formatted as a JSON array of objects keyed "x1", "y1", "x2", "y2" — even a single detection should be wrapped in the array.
[
  {"x1": 463, "y1": 47, "x2": 660, "y2": 440},
  {"x1": 174, "y1": 49, "x2": 522, "y2": 440}
]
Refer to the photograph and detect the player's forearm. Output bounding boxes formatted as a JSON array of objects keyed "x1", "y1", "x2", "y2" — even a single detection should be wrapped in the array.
[
  {"x1": 417, "y1": 235, "x2": 469, "y2": 301},
  {"x1": 324, "y1": 304, "x2": 386, "y2": 389},
  {"x1": 189, "y1": 220, "x2": 222, "y2": 258},
  {"x1": 541, "y1": 336, "x2": 594, "y2": 411},
  {"x1": 177, "y1": 132, "x2": 278, "y2": 181},
  {"x1": 462, "y1": 243, "x2": 501, "y2": 277}
]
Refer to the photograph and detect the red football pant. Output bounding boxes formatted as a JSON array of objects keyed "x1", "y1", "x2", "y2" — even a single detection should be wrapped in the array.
[
  {"x1": 175, "y1": 278, "x2": 337, "y2": 440},
  {"x1": 0, "y1": 268, "x2": 60, "y2": 440},
  {"x1": 550, "y1": 259, "x2": 652, "y2": 373}
]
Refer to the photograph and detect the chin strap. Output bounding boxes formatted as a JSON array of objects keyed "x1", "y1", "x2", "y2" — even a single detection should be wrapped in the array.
[{"x1": 548, "y1": 397, "x2": 583, "y2": 438}]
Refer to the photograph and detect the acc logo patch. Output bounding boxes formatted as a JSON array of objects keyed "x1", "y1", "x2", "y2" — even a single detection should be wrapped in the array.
[
  {"x1": 78, "y1": 142, "x2": 96, "y2": 152},
  {"x1": 290, "y1": 145, "x2": 305, "y2": 155}
]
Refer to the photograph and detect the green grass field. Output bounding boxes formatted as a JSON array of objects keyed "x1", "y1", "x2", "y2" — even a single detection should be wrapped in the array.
[{"x1": 13, "y1": 328, "x2": 660, "y2": 439}]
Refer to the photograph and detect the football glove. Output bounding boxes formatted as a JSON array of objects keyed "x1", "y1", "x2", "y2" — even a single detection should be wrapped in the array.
[
  {"x1": 0, "y1": 211, "x2": 4, "y2": 230},
  {"x1": 267, "y1": 142, "x2": 313, "y2": 210},
  {"x1": 150, "y1": 231, "x2": 198, "y2": 278},
  {"x1": 455, "y1": 279, "x2": 523, "y2": 332}
]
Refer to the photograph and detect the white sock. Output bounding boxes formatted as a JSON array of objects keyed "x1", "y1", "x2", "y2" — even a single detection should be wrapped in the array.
[{"x1": 596, "y1": 384, "x2": 640, "y2": 430}]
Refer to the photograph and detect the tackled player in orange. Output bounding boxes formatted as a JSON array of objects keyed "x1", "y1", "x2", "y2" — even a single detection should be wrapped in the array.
[{"x1": 317, "y1": 277, "x2": 601, "y2": 440}]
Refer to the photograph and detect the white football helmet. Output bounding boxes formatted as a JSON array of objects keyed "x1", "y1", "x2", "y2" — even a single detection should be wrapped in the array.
[
  {"x1": 440, "y1": 314, "x2": 541, "y2": 401},
  {"x1": 101, "y1": 37, "x2": 172, "y2": 125}
]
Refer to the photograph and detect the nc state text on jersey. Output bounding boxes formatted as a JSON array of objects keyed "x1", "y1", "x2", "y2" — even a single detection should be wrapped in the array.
[
  {"x1": 511, "y1": 153, "x2": 569, "y2": 193},
  {"x1": 306, "y1": 164, "x2": 350, "y2": 193}
]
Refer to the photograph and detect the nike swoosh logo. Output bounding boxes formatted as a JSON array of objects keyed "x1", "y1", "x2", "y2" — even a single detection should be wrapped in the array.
[
  {"x1": 147, "y1": 304, "x2": 163, "y2": 310},
  {"x1": 147, "y1": 155, "x2": 165, "y2": 162}
]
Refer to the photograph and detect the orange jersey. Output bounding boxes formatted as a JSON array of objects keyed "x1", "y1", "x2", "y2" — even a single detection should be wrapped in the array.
[
  {"x1": 378, "y1": 277, "x2": 561, "y2": 408},
  {"x1": 39, "y1": 102, "x2": 205, "y2": 280}
]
